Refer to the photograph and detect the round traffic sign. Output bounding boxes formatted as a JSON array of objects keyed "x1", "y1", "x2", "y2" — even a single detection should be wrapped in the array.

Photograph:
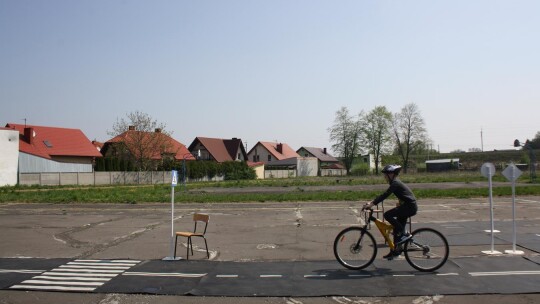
[{"x1": 481, "y1": 163, "x2": 496, "y2": 178}]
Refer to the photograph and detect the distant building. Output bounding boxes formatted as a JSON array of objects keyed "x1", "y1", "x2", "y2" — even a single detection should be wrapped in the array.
[
  {"x1": 5, "y1": 123, "x2": 102, "y2": 174},
  {"x1": 0, "y1": 127, "x2": 20, "y2": 186},
  {"x1": 296, "y1": 147, "x2": 345, "y2": 176},
  {"x1": 101, "y1": 127, "x2": 193, "y2": 170},
  {"x1": 188, "y1": 137, "x2": 247, "y2": 162},
  {"x1": 426, "y1": 158, "x2": 461, "y2": 172},
  {"x1": 247, "y1": 142, "x2": 300, "y2": 163}
]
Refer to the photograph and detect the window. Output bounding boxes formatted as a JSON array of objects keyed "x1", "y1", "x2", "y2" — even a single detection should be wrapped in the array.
[
  {"x1": 268, "y1": 155, "x2": 271, "y2": 162},
  {"x1": 43, "y1": 140, "x2": 53, "y2": 148}
]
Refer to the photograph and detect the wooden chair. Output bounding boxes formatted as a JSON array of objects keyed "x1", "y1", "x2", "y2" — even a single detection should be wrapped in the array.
[{"x1": 174, "y1": 213, "x2": 210, "y2": 260}]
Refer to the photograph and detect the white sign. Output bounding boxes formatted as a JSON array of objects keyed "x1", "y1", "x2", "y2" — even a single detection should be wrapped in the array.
[
  {"x1": 502, "y1": 164, "x2": 522, "y2": 182},
  {"x1": 481, "y1": 163, "x2": 496, "y2": 178},
  {"x1": 171, "y1": 170, "x2": 178, "y2": 187}
]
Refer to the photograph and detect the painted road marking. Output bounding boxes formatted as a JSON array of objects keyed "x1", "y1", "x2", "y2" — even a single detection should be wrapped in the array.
[
  {"x1": 123, "y1": 271, "x2": 206, "y2": 278},
  {"x1": 0, "y1": 269, "x2": 45, "y2": 274},
  {"x1": 9, "y1": 259, "x2": 140, "y2": 292},
  {"x1": 216, "y1": 274, "x2": 238, "y2": 278},
  {"x1": 260, "y1": 274, "x2": 283, "y2": 278},
  {"x1": 304, "y1": 274, "x2": 327, "y2": 278},
  {"x1": 470, "y1": 270, "x2": 540, "y2": 276}
]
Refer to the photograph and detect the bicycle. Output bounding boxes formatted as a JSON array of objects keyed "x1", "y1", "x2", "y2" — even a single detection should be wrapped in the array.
[{"x1": 334, "y1": 207, "x2": 449, "y2": 272}]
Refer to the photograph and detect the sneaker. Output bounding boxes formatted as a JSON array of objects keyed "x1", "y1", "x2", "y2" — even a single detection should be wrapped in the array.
[
  {"x1": 395, "y1": 233, "x2": 412, "y2": 245},
  {"x1": 383, "y1": 250, "x2": 401, "y2": 260}
]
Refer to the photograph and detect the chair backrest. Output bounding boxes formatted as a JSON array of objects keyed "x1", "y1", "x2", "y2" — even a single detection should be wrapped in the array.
[{"x1": 193, "y1": 213, "x2": 209, "y2": 234}]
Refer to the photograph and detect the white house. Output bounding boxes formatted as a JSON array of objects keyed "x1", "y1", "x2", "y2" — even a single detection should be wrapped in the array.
[{"x1": 0, "y1": 128, "x2": 19, "y2": 186}]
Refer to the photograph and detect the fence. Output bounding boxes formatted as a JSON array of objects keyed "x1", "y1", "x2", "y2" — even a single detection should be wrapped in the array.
[{"x1": 18, "y1": 171, "x2": 224, "y2": 186}]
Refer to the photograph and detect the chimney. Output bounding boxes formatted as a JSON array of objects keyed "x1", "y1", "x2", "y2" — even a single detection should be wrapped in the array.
[
  {"x1": 24, "y1": 127, "x2": 34, "y2": 144},
  {"x1": 323, "y1": 148, "x2": 327, "y2": 154},
  {"x1": 128, "y1": 126, "x2": 135, "y2": 131},
  {"x1": 155, "y1": 128, "x2": 162, "y2": 133},
  {"x1": 276, "y1": 143, "x2": 283, "y2": 154}
]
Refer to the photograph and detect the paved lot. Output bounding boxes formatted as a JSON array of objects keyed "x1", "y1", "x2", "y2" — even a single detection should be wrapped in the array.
[{"x1": 1, "y1": 195, "x2": 540, "y2": 303}]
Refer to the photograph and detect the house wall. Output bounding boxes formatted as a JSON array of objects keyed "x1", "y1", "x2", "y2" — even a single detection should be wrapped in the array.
[
  {"x1": 248, "y1": 144, "x2": 274, "y2": 163},
  {"x1": 0, "y1": 129, "x2": 19, "y2": 186},
  {"x1": 19, "y1": 152, "x2": 94, "y2": 173}
]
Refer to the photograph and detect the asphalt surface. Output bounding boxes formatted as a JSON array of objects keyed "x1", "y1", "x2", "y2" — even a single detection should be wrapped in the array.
[{"x1": 1, "y1": 192, "x2": 540, "y2": 303}]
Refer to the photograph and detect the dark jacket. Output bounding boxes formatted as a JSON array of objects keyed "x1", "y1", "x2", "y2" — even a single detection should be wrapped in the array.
[{"x1": 372, "y1": 178, "x2": 417, "y2": 206}]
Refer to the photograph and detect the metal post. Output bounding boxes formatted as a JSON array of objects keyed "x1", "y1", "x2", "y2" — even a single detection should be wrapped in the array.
[
  {"x1": 481, "y1": 163, "x2": 501, "y2": 255},
  {"x1": 503, "y1": 164, "x2": 524, "y2": 255},
  {"x1": 163, "y1": 170, "x2": 181, "y2": 261}
]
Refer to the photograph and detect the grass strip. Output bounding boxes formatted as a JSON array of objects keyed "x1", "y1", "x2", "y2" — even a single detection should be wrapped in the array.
[{"x1": 1, "y1": 185, "x2": 539, "y2": 204}]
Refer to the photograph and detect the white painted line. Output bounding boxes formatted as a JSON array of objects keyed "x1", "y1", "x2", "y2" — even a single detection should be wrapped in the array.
[
  {"x1": 75, "y1": 259, "x2": 141, "y2": 264},
  {"x1": 60, "y1": 265, "x2": 130, "y2": 270},
  {"x1": 0, "y1": 269, "x2": 45, "y2": 274},
  {"x1": 260, "y1": 274, "x2": 283, "y2": 278},
  {"x1": 304, "y1": 274, "x2": 327, "y2": 278},
  {"x1": 436, "y1": 273, "x2": 459, "y2": 276},
  {"x1": 216, "y1": 274, "x2": 238, "y2": 278},
  {"x1": 347, "y1": 274, "x2": 371, "y2": 277},
  {"x1": 10, "y1": 284, "x2": 95, "y2": 292},
  {"x1": 123, "y1": 272, "x2": 206, "y2": 278},
  {"x1": 42, "y1": 271, "x2": 117, "y2": 277},
  {"x1": 33, "y1": 275, "x2": 111, "y2": 281},
  {"x1": 470, "y1": 270, "x2": 540, "y2": 276},
  {"x1": 50, "y1": 268, "x2": 123, "y2": 273},
  {"x1": 393, "y1": 274, "x2": 415, "y2": 277},
  {"x1": 68, "y1": 262, "x2": 137, "y2": 267},
  {"x1": 20, "y1": 279, "x2": 104, "y2": 286}
]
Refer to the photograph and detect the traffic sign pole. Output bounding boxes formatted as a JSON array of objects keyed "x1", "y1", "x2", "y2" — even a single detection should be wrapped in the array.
[
  {"x1": 502, "y1": 164, "x2": 524, "y2": 255},
  {"x1": 163, "y1": 170, "x2": 181, "y2": 261},
  {"x1": 481, "y1": 163, "x2": 501, "y2": 255}
]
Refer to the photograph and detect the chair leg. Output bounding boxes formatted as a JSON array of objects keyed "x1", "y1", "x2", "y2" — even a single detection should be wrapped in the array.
[
  {"x1": 204, "y1": 238, "x2": 209, "y2": 259},
  {"x1": 174, "y1": 235, "x2": 178, "y2": 258},
  {"x1": 186, "y1": 237, "x2": 190, "y2": 260}
]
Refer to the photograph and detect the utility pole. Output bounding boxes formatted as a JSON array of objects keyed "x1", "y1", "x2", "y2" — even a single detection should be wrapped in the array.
[{"x1": 481, "y1": 128, "x2": 484, "y2": 152}]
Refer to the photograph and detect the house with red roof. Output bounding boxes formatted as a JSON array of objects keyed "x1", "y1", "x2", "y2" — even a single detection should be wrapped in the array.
[
  {"x1": 188, "y1": 137, "x2": 247, "y2": 163},
  {"x1": 247, "y1": 141, "x2": 300, "y2": 163},
  {"x1": 5, "y1": 123, "x2": 102, "y2": 173},
  {"x1": 101, "y1": 127, "x2": 194, "y2": 170}
]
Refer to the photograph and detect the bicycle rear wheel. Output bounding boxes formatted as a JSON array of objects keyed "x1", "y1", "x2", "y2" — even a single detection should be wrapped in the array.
[
  {"x1": 334, "y1": 227, "x2": 377, "y2": 270},
  {"x1": 404, "y1": 227, "x2": 449, "y2": 272}
]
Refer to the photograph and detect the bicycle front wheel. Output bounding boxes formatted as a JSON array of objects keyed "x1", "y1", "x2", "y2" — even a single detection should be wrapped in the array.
[
  {"x1": 334, "y1": 227, "x2": 377, "y2": 270},
  {"x1": 404, "y1": 227, "x2": 449, "y2": 272}
]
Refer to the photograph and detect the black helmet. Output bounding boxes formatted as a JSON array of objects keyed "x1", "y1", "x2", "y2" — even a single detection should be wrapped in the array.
[{"x1": 382, "y1": 164, "x2": 402, "y2": 175}]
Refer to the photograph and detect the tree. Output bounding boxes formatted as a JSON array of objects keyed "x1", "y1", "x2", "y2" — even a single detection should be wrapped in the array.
[
  {"x1": 108, "y1": 111, "x2": 173, "y2": 171},
  {"x1": 360, "y1": 106, "x2": 393, "y2": 174},
  {"x1": 392, "y1": 103, "x2": 428, "y2": 173},
  {"x1": 529, "y1": 131, "x2": 540, "y2": 149},
  {"x1": 328, "y1": 107, "x2": 364, "y2": 174}
]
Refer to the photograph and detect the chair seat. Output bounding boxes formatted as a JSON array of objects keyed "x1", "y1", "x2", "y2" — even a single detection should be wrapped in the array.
[{"x1": 176, "y1": 232, "x2": 203, "y2": 237}]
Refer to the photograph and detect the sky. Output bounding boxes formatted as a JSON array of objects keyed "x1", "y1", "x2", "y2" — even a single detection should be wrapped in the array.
[{"x1": 1, "y1": 0, "x2": 539, "y2": 154}]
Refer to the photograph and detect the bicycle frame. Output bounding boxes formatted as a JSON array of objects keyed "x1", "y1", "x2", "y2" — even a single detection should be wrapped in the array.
[{"x1": 364, "y1": 209, "x2": 396, "y2": 250}]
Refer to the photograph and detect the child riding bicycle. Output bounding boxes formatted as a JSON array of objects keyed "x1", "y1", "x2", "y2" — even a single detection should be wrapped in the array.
[{"x1": 363, "y1": 164, "x2": 418, "y2": 259}]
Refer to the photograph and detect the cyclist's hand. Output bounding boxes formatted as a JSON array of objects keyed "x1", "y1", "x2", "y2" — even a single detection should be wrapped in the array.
[{"x1": 363, "y1": 202, "x2": 374, "y2": 210}]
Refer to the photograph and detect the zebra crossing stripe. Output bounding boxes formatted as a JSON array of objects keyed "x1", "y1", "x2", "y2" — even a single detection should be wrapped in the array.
[{"x1": 9, "y1": 259, "x2": 140, "y2": 292}]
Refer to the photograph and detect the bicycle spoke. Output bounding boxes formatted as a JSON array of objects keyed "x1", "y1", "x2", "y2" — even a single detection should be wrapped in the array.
[
  {"x1": 334, "y1": 227, "x2": 377, "y2": 270},
  {"x1": 404, "y1": 228, "x2": 449, "y2": 272}
]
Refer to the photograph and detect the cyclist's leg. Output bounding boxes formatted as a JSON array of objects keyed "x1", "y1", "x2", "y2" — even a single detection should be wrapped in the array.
[{"x1": 384, "y1": 204, "x2": 417, "y2": 241}]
